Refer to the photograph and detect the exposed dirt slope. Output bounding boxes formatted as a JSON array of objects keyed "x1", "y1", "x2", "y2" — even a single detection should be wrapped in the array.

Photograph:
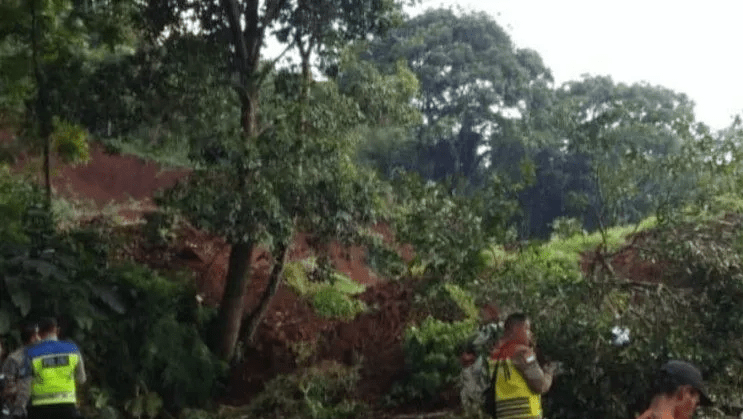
[{"x1": 38, "y1": 144, "x2": 416, "y2": 407}]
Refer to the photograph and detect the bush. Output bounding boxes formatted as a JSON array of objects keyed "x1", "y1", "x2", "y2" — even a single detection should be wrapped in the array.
[
  {"x1": 475, "y1": 214, "x2": 743, "y2": 418},
  {"x1": 0, "y1": 172, "x2": 224, "y2": 417},
  {"x1": 224, "y1": 361, "x2": 364, "y2": 419},
  {"x1": 311, "y1": 287, "x2": 366, "y2": 320},
  {"x1": 284, "y1": 259, "x2": 367, "y2": 320},
  {"x1": 387, "y1": 316, "x2": 476, "y2": 405}
]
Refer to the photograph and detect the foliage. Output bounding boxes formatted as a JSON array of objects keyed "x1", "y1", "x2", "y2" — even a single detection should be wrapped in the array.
[
  {"x1": 284, "y1": 259, "x2": 367, "y2": 320},
  {"x1": 391, "y1": 172, "x2": 519, "y2": 285},
  {"x1": 549, "y1": 216, "x2": 585, "y2": 240},
  {"x1": 0, "y1": 165, "x2": 44, "y2": 244},
  {"x1": 0, "y1": 171, "x2": 224, "y2": 417},
  {"x1": 548, "y1": 75, "x2": 742, "y2": 236},
  {"x1": 472, "y1": 212, "x2": 743, "y2": 418},
  {"x1": 223, "y1": 362, "x2": 364, "y2": 419},
  {"x1": 51, "y1": 116, "x2": 90, "y2": 164},
  {"x1": 366, "y1": 7, "x2": 552, "y2": 186},
  {"x1": 535, "y1": 216, "x2": 658, "y2": 268},
  {"x1": 311, "y1": 288, "x2": 367, "y2": 320},
  {"x1": 387, "y1": 316, "x2": 476, "y2": 405}
]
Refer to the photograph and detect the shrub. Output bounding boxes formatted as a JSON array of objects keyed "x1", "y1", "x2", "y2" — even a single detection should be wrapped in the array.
[
  {"x1": 0, "y1": 172, "x2": 224, "y2": 417},
  {"x1": 475, "y1": 214, "x2": 743, "y2": 418},
  {"x1": 311, "y1": 287, "x2": 366, "y2": 320},
  {"x1": 284, "y1": 259, "x2": 367, "y2": 320},
  {"x1": 387, "y1": 316, "x2": 476, "y2": 405},
  {"x1": 225, "y1": 361, "x2": 364, "y2": 419}
]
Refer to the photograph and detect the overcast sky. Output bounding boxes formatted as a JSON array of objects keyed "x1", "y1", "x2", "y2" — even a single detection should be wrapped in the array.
[{"x1": 407, "y1": 0, "x2": 743, "y2": 130}]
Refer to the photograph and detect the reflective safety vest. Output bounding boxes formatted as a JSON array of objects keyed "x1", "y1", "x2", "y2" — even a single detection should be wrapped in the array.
[
  {"x1": 26, "y1": 340, "x2": 81, "y2": 406},
  {"x1": 488, "y1": 340, "x2": 542, "y2": 419},
  {"x1": 490, "y1": 358, "x2": 542, "y2": 419}
]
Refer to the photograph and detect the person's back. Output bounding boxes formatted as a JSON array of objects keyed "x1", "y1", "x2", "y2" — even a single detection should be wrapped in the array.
[
  {"x1": 460, "y1": 318, "x2": 501, "y2": 414},
  {"x1": 26, "y1": 318, "x2": 86, "y2": 419},
  {"x1": 1, "y1": 322, "x2": 39, "y2": 419}
]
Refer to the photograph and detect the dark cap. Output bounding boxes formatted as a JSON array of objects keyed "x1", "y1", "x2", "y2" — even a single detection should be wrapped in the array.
[{"x1": 661, "y1": 360, "x2": 713, "y2": 406}]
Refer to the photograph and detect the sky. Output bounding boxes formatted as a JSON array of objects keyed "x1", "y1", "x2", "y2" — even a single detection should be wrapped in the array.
[{"x1": 406, "y1": 0, "x2": 743, "y2": 131}]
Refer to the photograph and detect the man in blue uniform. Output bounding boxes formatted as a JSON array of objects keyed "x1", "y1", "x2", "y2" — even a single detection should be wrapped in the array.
[{"x1": 26, "y1": 318, "x2": 86, "y2": 419}]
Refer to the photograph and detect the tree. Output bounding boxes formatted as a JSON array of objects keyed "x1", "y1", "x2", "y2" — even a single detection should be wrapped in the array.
[
  {"x1": 155, "y1": 0, "x2": 407, "y2": 361},
  {"x1": 554, "y1": 75, "x2": 705, "y2": 232},
  {"x1": 366, "y1": 7, "x2": 552, "y2": 186},
  {"x1": 0, "y1": 0, "x2": 137, "y2": 203}
]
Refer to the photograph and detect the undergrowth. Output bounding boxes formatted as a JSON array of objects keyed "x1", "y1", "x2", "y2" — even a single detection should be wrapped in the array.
[{"x1": 284, "y1": 258, "x2": 367, "y2": 320}]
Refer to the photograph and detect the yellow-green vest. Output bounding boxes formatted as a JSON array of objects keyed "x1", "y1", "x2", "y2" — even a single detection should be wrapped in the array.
[
  {"x1": 26, "y1": 340, "x2": 81, "y2": 406},
  {"x1": 490, "y1": 358, "x2": 542, "y2": 419}
]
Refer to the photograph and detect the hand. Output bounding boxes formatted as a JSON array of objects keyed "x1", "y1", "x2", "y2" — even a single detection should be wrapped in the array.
[{"x1": 544, "y1": 361, "x2": 563, "y2": 376}]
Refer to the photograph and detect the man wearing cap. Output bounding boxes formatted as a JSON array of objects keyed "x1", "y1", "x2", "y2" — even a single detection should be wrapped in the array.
[{"x1": 636, "y1": 360, "x2": 713, "y2": 419}]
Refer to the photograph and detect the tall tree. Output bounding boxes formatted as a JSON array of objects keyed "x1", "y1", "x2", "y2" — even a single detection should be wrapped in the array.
[
  {"x1": 366, "y1": 7, "x2": 552, "y2": 186},
  {"x1": 0, "y1": 0, "x2": 136, "y2": 202},
  {"x1": 157, "y1": 0, "x2": 406, "y2": 361},
  {"x1": 553, "y1": 75, "x2": 717, "y2": 232}
]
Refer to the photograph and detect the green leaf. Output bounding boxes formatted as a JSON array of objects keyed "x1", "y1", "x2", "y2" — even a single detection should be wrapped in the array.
[
  {"x1": 91, "y1": 284, "x2": 127, "y2": 314},
  {"x1": 10, "y1": 290, "x2": 31, "y2": 316},
  {"x1": 0, "y1": 308, "x2": 12, "y2": 334}
]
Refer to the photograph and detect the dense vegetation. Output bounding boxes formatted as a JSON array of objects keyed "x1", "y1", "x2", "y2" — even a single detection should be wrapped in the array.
[{"x1": 2, "y1": 1, "x2": 743, "y2": 418}]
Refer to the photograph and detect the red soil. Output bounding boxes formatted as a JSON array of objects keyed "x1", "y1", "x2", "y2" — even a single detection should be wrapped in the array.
[{"x1": 579, "y1": 231, "x2": 667, "y2": 283}]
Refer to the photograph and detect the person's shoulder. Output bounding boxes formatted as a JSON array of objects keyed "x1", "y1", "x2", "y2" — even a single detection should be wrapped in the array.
[
  {"x1": 511, "y1": 345, "x2": 536, "y2": 363},
  {"x1": 60, "y1": 340, "x2": 82, "y2": 353},
  {"x1": 27, "y1": 339, "x2": 81, "y2": 356}
]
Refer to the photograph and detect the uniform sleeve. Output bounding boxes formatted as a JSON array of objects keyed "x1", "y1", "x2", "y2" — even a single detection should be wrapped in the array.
[
  {"x1": 75, "y1": 351, "x2": 87, "y2": 385},
  {"x1": 512, "y1": 348, "x2": 553, "y2": 394}
]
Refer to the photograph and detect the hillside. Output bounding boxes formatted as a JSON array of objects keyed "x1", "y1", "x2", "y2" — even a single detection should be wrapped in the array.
[{"x1": 19, "y1": 143, "x2": 423, "y2": 412}]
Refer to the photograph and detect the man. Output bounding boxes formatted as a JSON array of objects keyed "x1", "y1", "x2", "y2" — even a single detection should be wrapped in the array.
[
  {"x1": 1, "y1": 322, "x2": 39, "y2": 419},
  {"x1": 635, "y1": 360, "x2": 713, "y2": 419},
  {"x1": 460, "y1": 305, "x2": 501, "y2": 414},
  {"x1": 486, "y1": 312, "x2": 556, "y2": 419},
  {"x1": 25, "y1": 318, "x2": 86, "y2": 419}
]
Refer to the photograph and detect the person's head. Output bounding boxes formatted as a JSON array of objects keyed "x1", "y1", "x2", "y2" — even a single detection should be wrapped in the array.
[
  {"x1": 647, "y1": 360, "x2": 712, "y2": 419},
  {"x1": 480, "y1": 304, "x2": 500, "y2": 325},
  {"x1": 36, "y1": 317, "x2": 59, "y2": 340},
  {"x1": 20, "y1": 321, "x2": 39, "y2": 345},
  {"x1": 503, "y1": 312, "x2": 531, "y2": 346}
]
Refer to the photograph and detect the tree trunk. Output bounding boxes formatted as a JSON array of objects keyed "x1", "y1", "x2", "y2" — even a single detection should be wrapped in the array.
[
  {"x1": 215, "y1": 0, "x2": 265, "y2": 363},
  {"x1": 30, "y1": 0, "x2": 52, "y2": 206},
  {"x1": 243, "y1": 240, "x2": 290, "y2": 343},
  {"x1": 214, "y1": 240, "x2": 254, "y2": 361}
]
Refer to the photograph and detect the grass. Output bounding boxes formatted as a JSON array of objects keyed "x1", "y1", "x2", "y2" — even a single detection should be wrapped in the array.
[
  {"x1": 482, "y1": 216, "x2": 658, "y2": 270},
  {"x1": 283, "y1": 258, "x2": 367, "y2": 320},
  {"x1": 102, "y1": 136, "x2": 193, "y2": 169}
]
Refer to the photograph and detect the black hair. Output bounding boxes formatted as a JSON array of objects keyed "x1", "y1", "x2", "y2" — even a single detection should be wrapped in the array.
[
  {"x1": 37, "y1": 317, "x2": 58, "y2": 335},
  {"x1": 20, "y1": 322, "x2": 38, "y2": 344},
  {"x1": 504, "y1": 312, "x2": 529, "y2": 332}
]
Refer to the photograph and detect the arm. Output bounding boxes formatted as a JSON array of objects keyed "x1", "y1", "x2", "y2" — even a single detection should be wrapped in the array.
[
  {"x1": 512, "y1": 347, "x2": 555, "y2": 394},
  {"x1": 75, "y1": 353, "x2": 87, "y2": 385}
]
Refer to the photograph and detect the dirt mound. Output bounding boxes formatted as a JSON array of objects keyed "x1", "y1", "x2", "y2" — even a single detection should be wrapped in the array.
[
  {"x1": 580, "y1": 231, "x2": 667, "y2": 283},
  {"x1": 52, "y1": 145, "x2": 190, "y2": 212},
  {"x1": 224, "y1": 280, "x2": 415, "y2": 406},
  {"x1": 113, "y1": 220, "x2": 415, "y2": 407}
]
